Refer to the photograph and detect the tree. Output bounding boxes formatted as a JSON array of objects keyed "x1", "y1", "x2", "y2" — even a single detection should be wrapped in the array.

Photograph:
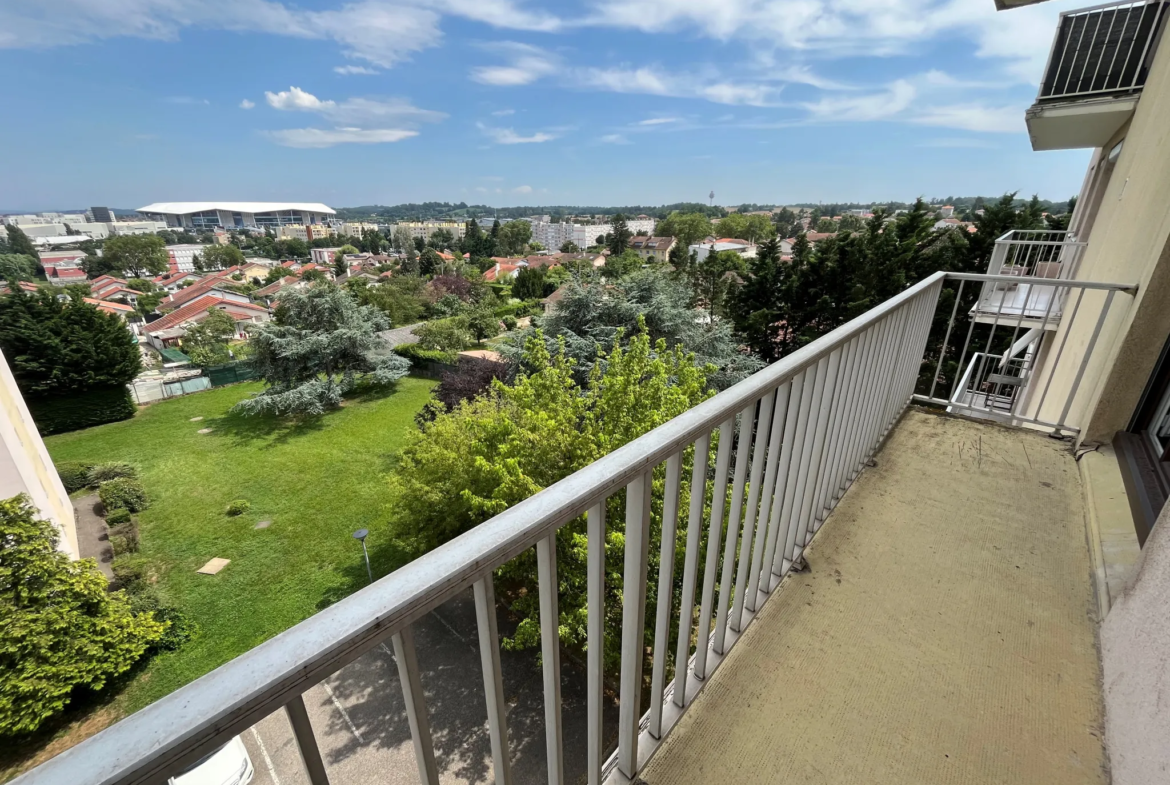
[
  {"x1": 497, "y1": 220, "x2": 533, "y2": 256},
  {"x1": 772, "y1": 207, "x2": 801, "y2": 238},
  {"x1": 560, "y1": 240, "x2": 581, "y2": 253},
  {"x1": 428, "y1": 228, "x2": 455, "y2": 249},
  {"x1": 350, "y1": 276, "x2": 428, "y2": 326},
  {"x1": 181, "y1": 309, "x2": 237, "y2": 366},
  {"x1": 0, "y1": 254, "x2": 36, "y2": 282},
  {"x1": 195, "y1": 243, "x2": 244, "y2": 272},
  {"x1": 607, "y1": 214, "x2": 632, "y2": 255},
  {"x1": 603, "y1": 249, "x2": 643, "y2": 279},
  {"x1": 502, "y1": 268, "x2": 763, "y2": 390},
  {"x1": 97, "y1": 234, "x2": 168, "y2": 277},
  {"x1": 415, "y1": 317, "x2": 473, "y2": 353},
  {"x1": 0, "y1": 289, "x2": 142, "y2": 396},
  {"x1": 5, "y1": 225, "x2": 38, "y2": 260},
  {"x1": 265, "y1": 266, "x2": 290, "y2": 285},
  {"x1": 300, "y1": 268, "x2": 327, "y2": 283},
  {"x1": 814, "y1": 217, "x2": 837, "y2": 233},
  {"x1": 386, "y1": 326, "x2": 711, "y2": 672},
  {"x1": 276, "y1": 238, "x2": 309, "y2": 259},
  {"x1": 717, "y1": 213, "x2": 775, "y2": 244},
  {"x1": 232, "y1": 285, "x2": 410, "y2": 416},
  {"x1": 360, "y1": 229, "x2": 384, "y2": 255},
  {"x1": 656, "y1": 212, "x2": 712, "y2": 248},
  {"x1": 392, "y1": 227, "x2": 413, "y2": 253},
  {"x1": 0, "y1": 494, "x2": 165, "y2": 735},
  {"x1": 512, "y1": 266, "x2": 549, "y2": 300},
  {"x1": 685, "y1": 249, "x2": 744, "y2": 323},
  {"x1": 425, "y1": 356, "x2": 510, "y2": 417},
  {"x1": 466, "y1": 307, "x2": 501, "y2": 342},
  {"x1": 419, "y1": 248, "x2": 443, "y2": 277},
  {"x1": 334, "y1": 244, "x2": 360, "y2": 276}
]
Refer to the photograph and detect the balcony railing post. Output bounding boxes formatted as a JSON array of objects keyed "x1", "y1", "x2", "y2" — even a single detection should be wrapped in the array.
[
  {"x1": 775, "y1": 362, "x2": 819, "y2": 575},
  {"x1": 746, "y1": 383, "x2": 791, "y2": 610},
  {"x1": 731, "y1": 391, "x2": 775, "y2": 632},
  {"x1": 649, "y1": 451, "x2": 684, "y2": 738},
  {"x1": 796, "y1": 347, "x2": 843, "y2": 549},
  {"x1": 473, "y1": 577, "x2": 513, "y2": 785},
  {"x1": 392, "y1": 626, "x2": 440, "y2": 785},
  {"x1": 781, "y1": 356, "x2": 827, "y2": 565},
  {"x1": 536, "y1": 533, "x2": 564, "y2": 785},
  {"x1": 673, "y1": 431, "x2": 711, "y2": 706},
  {"x1": 586, "y1": 502, "x2": 606, "y2": 785},
  {"x1": 617, "y1": 471, "x2": 653, "y2": 779},
  {"x1": 694, "y1": 417, "x2": 734, "y2": 680},
  {"x1": 759, "y1": 376, "x2": 802, "y2": 592},
  {"x1": 814, "y1": 336, "x2": 860, "y2": 529},
  {"x1": 285, "y1": 694, "x2": 330, "y2": 785},
  {"x1": 1055, "y1": 288, "x2": 1117, "y2": 434},
  {"x1": 713, "y1": 402, "x2": 756, "y2": 653}
]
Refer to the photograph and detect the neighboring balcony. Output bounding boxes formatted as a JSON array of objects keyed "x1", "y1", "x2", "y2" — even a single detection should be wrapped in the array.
[
  {"x1": 1026, "y1": 0, "x2": 1169, "y2": 150},
  {"x1": 972, "y1": 229, "x2": 1087, "y2": 326},
  {"x1": 15, "y1": 272, "x2": 1140, "y2": 785}
]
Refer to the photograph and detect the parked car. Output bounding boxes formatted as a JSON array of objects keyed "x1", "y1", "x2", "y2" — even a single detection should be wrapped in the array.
[{"x1": 168, "y1": 735, "x2": 254, "y2": 785}]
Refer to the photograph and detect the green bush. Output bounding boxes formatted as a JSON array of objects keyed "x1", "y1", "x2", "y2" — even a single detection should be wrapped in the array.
[
  {"x1": 87, "y1": 461, "x2": 138, "y2": 486},
  {"x1": 128, "y1": 590, "x2": 198, "y2": 652},
  {"x1": 395, "y1": 343, "x2": 458, "y2": 365},
  {"x1": 414, "y1": 316, "x2": 473, "y2": 353},
  {"x1": 56, "y1": 461, "x2": 94, "y2": 493},
  {"x1": 111, "y1": 553, "x2": 151, "y2": 590},
  {"x1": 109, "y1": 520, "x2": 139, "y2": 556},
  {"x1": 502, "y1": 315, "x2": 518, "y2": 331},
  {"x1": 99, "y1": 477, "x2": 149, "y2": 513},
  {"x1": 105, "y1": 507, "x2": 132, "y2": 525},
  {"x1": 225, "y1": 499, "x2": 250, "y2": 516},
  {"x1": 26, "y1": 386, "x2": 136, "y2": 436}
]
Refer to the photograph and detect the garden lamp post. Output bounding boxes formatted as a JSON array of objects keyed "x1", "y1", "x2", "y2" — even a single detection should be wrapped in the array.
[{"x1": 353, "y1": 528, "x2": 372, "y2": 584}]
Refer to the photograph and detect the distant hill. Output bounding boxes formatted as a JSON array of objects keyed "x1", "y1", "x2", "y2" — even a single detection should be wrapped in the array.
[{"x1": 333, "y1": 202, "x2": 727, "y2": 222}]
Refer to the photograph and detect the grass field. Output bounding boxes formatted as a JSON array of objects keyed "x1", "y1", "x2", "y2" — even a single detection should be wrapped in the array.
[{"x1": 44, "y1": 377, "x2": 436, "y2": 713}]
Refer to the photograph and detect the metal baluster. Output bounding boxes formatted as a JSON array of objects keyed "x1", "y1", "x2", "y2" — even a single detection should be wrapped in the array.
[
  {"x1": 762, "y1": 370, "x2": 806, "y2": 583},
  {"x1": 814, "y1": 337, "x2": 859, "y2": 527},
  {"x1": 392, "y1": 627, "x2": 440, "y2": 785},
  {"x1": 673, "y1": 432, "x2": 711, "y2": 707},
  {"x1": 286, "y1": 694, "x2": 331, "y2": 785},
  {"x1": 781, "y1": 357, "x2": 826, "y2": 566},
  {"x1": 747, "y1": 383, "x2": 791, "y2": 610},
  {"x1": 731, "y1": 391, "x2": 775, "y2": 632},
  {"x1": 1034, "y1": 286, "x2": 1086, "y2": 422},
  {"x1": 845, "y1": 320, "x2": 888, "y2": 485},
  {"x1": 474, "y1": 577, "x2": 513, "y2": 785},
  {"x1": 1010, "y1": 280, "x2": 1067, "y2": 422},
  {"x1": 617, "y1": 472, "x2": 652, "y2": 780},
  {"x1": 713, "y1": 403, "x2": 756, "y2": 653},
  {"x1": 649, "y1": 452, "x2": 684, "y2": 738},
  {"x1": 537, "y1": 534, "x2": 564, "y2": 785},
  {"x1": 929, "y1": 279, "x2": 964, "y2": 400},
  {"x1": 795, "y1": 347, "x2": 843, "y2": 548},
  {"x1": 829, "y1": 329, "x2": 874, "y2": 506},
  {"x1": 694, "y1": 418, "x2": 734, "y2": 681},
  {"x1": 586, "y1": 502, "x2": 606, "y2": 785},
  {"x1": 1056, "y1": 288, "x2": 1118, "y2": 431}
]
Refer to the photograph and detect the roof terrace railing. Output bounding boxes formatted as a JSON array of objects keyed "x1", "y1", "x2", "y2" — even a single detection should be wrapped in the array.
[{"x1": 14, "y1": 272, "x2": 1138, "y2": 785}]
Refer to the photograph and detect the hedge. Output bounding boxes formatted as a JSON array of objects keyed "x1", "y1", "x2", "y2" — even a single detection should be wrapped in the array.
[
  {"x1": 493, "y1": 300, "x2": 543, "y2": 318},
  {"x1": 99, "y1": 478, "x2": 149, "y2": 513},
  {"x1": 394, "y1": 343, "x2": 458, "y2": 366},
  {"x1": 26, "y1": 386, "x2": 136, "y2": 436},
  {"x1": 56, "y1": 461, "x2": 94, "y2": 493}
]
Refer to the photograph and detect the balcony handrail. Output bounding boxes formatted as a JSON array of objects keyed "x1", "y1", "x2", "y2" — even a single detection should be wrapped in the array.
[{"x1": 14, "y1": 271, "x2": 1140, "y2": 785}]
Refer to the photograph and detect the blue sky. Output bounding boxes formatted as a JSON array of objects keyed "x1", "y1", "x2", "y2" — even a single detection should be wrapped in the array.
[{"x1": 0, "y1": 0, "x2": 1093, "y2": 210}]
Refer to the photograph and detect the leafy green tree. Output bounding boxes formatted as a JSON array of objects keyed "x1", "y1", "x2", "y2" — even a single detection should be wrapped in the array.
[
  {"x1": 497, "y1": 220, "x2": 533, "y2": 255},
  {"x1": 0, "y1": 254, "x2": 37, "y2": 282},
  {"x1": 126, "y1": 277, "x2": 157, "y2": 293},
  {"x1": 419, "y1": 248, "x2": 443, "y2": 277},
  {"x1": 276, "y1": 238, "x2": 309, "y2": 259},
  {"x1": 466, "y1": 307, "x2": 501, "y2": 342},
  {"x1": 559, "y1": 240, "x2": 581, "y2": 253},
  {"x1": 428, "y1": 228, "x2": 455, "y2": 249},
  {"x1": 232, "y1": 285, "x2": 410, "y2": 416},
  {"x1": 361, "y1": 229, "x2": 384, "y2": 255},
  {"x1": 386, "y1": 326, "x2": 711, "y2": 671},
  {"x1": 264, "y1": 266, "x2": 290, "y2": 285},
  {"x1": 4, "y1": 225, "x2": 38, "y2": 260},
  {"x1": 195, "y1": 243, "x2": 244, "y2": 272},
  {"x1": 685, "y1": 249, "x2": 744, "y2": 323},
  {"x1": 181, "y1": 309, "x2": 237, "y2": 366},
  {"x1": 607, "y1": 214, "x2": 632, "y2": 255},
  {"x1": 814, "y1": 217, "x2": 837, "y2": 233},
  {"x1": 504, "y1": 268, "x2": 763, "y2": 390},
  {"x1": 0, "y1": 494, "x2": 165, "y2": 735},
  {"x1": 392, "y1": 227, "x2": 413, "y2": 253},
  {"x1": 512, "y1": 266, "x2": 549, "y2": 300},
  {"x1": 415, "y1": 316, "x2": 473, "y2": 353},
  {"x1": 334, "y1": 244, "x2": 360, "y2": 276},
  {"x1": 772, "y1": 207, "x2": 801, "y2": 238},
  {"x1": 716, "y1": 213, "x2": 776, "y2": 244},
  {"x1": 603, "y1": 249, "x2": 642, "y2": 279},
  {"x1": 656, "y1": 212, "x2": 713, "y2": 248},
  {"x1": 0, "y1": 289, "x2": 142, "y2": 396},
  {"x1": 348, "y1": 276, "x2": 427, "y2": 326},
  {"x1": 300, "y1": 268, "x2": 327, "y2": 283},
  {"x1": 99, "y1": 234, "x2": 169, "y2": 277}
]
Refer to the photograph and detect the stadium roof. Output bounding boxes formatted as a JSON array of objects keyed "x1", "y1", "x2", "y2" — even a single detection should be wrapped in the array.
[{"x1": 136, "y1": 202, "x2": 335, "y2": 215}]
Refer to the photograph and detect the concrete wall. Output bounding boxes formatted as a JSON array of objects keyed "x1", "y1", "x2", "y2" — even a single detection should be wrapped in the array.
[
  {"x1": 1102, "y1": 505, "x2": 1170, "y2": 784},
  {"x1": 1022, "y1": 30, "x2": 1170, "y2": 444},
  {"x1": 0, "y1": 348, "x2": 78, "y2": 559}
]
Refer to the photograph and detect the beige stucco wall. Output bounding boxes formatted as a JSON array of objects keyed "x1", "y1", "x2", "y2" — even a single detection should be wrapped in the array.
[
  {"x1": 1022, "y1": 31, "x2": 1170, "y2": 444},
  {"x1": 1101, "y1": 503, "x2": 1170, "y2": 785},
  {"x1": 0, "y1": 347, "x2": 78, "y2": 559}
]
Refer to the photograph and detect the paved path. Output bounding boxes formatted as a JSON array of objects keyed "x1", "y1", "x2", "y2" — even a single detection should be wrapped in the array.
[
  {"x1": 73, "y1": 494, "x2": 114, "y2": 579},
  {"x1": 641, "y1": 410, "x2": 1107, "y2": 785},
  {"x1": 240, "y1": 590, "x2": 618, "y2": 785},
  {"x1": 378, "y1": 323, "x2": 424, "y2": 348}
]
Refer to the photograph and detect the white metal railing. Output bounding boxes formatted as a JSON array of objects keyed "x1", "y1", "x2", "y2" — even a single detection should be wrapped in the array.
[
  {"x1": 13, "y1": 272, "x2": 1137, "y2": 785},
  {"x1": 974, "y1": 229, "x2": 1087, "y2": 323},
  {"x1": 1038, "y1": 0, "x2": 1169, "y2": 102}
]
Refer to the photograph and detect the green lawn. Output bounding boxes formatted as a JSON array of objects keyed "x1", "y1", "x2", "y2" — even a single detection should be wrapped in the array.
[{"x1": 45, "y1": 377, "x2": 435, "y2": 712}]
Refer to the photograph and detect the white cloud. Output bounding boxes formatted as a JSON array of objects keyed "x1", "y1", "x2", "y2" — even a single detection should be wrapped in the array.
[
  {"x1": 334, "y1": 64, "x2": 379, "y2": 75},
  {"x1": 475, "y1": 186, "x2": 488, "y2": 193},
  {"x1": 803, "y1": 80, "x2": 916, "y2": 121},
  {"x1": 638, "y1": 117, "x2": 680, "y2": 126},
  {"x1": 911, "y1": 104, "x2": 1023, "y2": 133},
  {"x1": 239, "y1": 99, "x2": 255, "y2": 109},
  {"x1": 598, "y1": 133, "x2": 630, "y2": 144},
  {"x1": 512, "y1": 184, "x2": 533, "y2": 193},
  {"x1": 476, "y1": 122, "x2": 557, "y2": 144},
  {"x1": 265, "y1": 127, "x2": 418, "y2": 148},
  {"x1": 572, "y1": 66, "x2": 776, "y2": 106},
  {"x1": 492, "y1": 108, "x2": 515, "y2": 116},
  {"x1": 471, "y1": 42, "x2": 560, "y2": 86},
  {"x1": 266, "y1": 86, "x2": 334, "y2": 111},
  {"x1": 919, "y1": 137, "x2": 999, "y2": 149}
]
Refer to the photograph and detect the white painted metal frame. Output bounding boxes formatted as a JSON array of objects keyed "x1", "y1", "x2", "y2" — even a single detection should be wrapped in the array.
[{"x1": 15, "y1": 271, "x2": 1135, "y2": 785}]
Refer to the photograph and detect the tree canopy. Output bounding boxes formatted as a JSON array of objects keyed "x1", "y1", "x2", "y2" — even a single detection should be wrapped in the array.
[
  {"x1": 607, "y1": 214, "x2": 632, "y2": 255},
  {"x1": 0, "y1": 254, "x2": 37, "y2": 282},
  {"x1": 0, "y1": 495, "x2": 165, "y2": 734},
  {"x1": 181, "y1": 309, "x2": 238, "y2": 367},
  {"x1": 497, "y1": 220, "x2": 533, "y2": 256},
  {"x1": 716, "y1": 213, "x2": 775, "y2": 243},
  {"x1": 94, "y1": 234, "x2": 169, "y2": 278},
  {"x1": 0, "y1": 289, "x2": 142, "y2": 396},
  {"x1": 4, "y1": 225, "x2": 38, "y2": 260},
  {"x1": 656, "y1": 212, "x2": 713, "y2": 248},
  {"x1": 232, "y1": 284, "x2": 409, "y2": 416},
  {"x1": 195, "y1": 243, "x2": 244, "y2": 272}
]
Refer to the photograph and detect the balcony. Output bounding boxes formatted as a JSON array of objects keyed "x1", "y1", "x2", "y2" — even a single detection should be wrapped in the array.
[
  {"x1": 1026, "y1": 0, "x2": 1168, "y2": 151},
  {"x1": 14, "y1": 272, "x2": 1137, "y2": 785},
  {"x1": 972, "y1": 229, "x2": 1087, "y2": 325}
]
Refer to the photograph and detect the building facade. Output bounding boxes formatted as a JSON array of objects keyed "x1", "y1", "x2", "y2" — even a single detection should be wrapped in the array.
[{"x1": 136, "y1": 202, "x2": 336, "y2": 231}]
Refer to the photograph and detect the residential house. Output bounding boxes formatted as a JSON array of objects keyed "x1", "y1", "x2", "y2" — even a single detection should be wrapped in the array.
[
  {"x1": 252, "y1": 276, "x2": 306, "y2": 304},
  {"x1": 689, "y1": 238, "x2": 758, "y2": 262},
  {"x1": 153, "y1": 271, "x2": 204, "y2": 293},
  {"x1": 483, "y1": 262, "x2": 522, "y2": 282},
  {"x1": 627, "y1": 236, "x2": 676, "y2": 263},
  {"x1": 0, "y1": 281, "x2": 41, "y2": 295},
  {"x1": 157, "y1": 278, "x2": 253, "y2": 313},
  {"x1": 144, "y1": 295, "x2": 270, "y2": 350},
  {"x1": 43, "y1": 266, "x2": 87, "y2": 286}
]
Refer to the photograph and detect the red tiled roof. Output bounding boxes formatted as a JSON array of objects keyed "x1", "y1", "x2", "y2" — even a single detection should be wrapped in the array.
[
  {"x1": 161, "y1": 278, "x2": 240, "y2": 310},
  {"x1": 0, "y1": 281, "x2": 41, "y2": 295},
  {"x1": 84, "y1": 297, "x2": 135, "y2": 315},
  {"x1": 483, "y1": 263, "x2": 521, "y2": 282},
  {"x1": 48, "y1": 267, "x2": 87, "y2": 280},
  {"x1": 148, "y1": 294, "x2": 268, "y2": 334},
  {"x1": 804, "y1": 232, "x2": 835, "y2": 242},
  {"x1": 253, "y1": 276, "x2": 299, "y2": 297}
]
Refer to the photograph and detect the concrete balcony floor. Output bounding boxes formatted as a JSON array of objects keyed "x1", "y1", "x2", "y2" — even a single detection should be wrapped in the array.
[{"x1": 641, "y1": 409, "x2": 1107, "y2": 785}]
